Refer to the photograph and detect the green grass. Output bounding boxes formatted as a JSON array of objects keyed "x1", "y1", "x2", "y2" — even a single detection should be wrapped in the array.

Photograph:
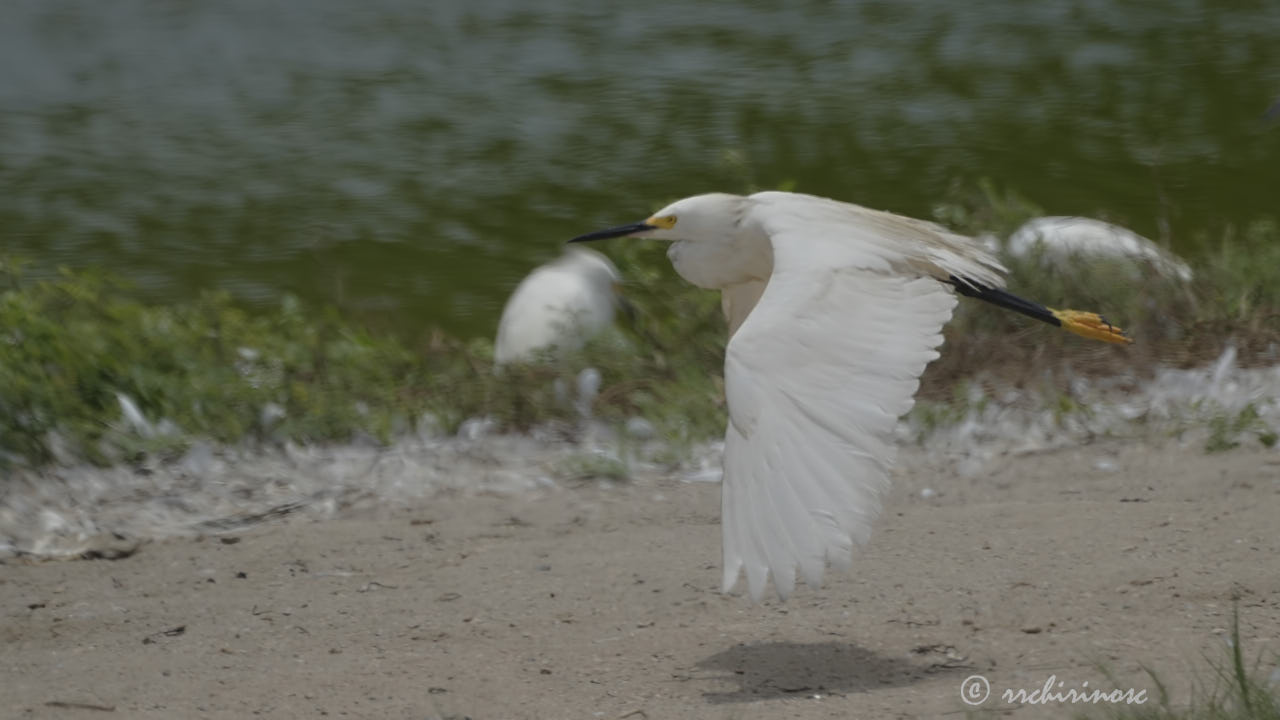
[
  {"x1": 920, "y1": 184, "x2": 1280, "y2": 401},
  {"x1": 1074, "y1": 608, "x2": 1279, "y2": 720},
  {"x1": 1204, "y1": 405, "x2": 1278, "y2": 454},
  {"x1": 556, "y1": 451, "x2": 631, "y2": 483},
  {"x1": 0, "y1": 260, "x2": 425, "y2": 466},
  {"x1": 2, "y1": 181, "x2": 1278, "y2": 470},
  {"x1": 0, "y1": 241, "x2": 731, "y2": 470}
]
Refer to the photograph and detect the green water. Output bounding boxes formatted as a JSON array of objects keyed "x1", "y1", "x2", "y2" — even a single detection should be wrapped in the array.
[{"x1": 2, "y1": 1, "x2": 1278, "y2": 337}]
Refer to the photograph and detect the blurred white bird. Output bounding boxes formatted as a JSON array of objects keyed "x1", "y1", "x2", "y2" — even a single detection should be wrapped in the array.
[
  {"x1": 572, "y1": 191, "x2": 1129, "y2": 601},
  {"x1": 988, "y1": 216, "x2": 1193, "y2": 282},
  {"x1": 493, "y1": 247, "x2": 625, "y2": 366}
]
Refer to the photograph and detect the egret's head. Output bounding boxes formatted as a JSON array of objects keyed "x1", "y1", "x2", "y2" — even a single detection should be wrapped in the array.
[
  {"x1": 558, "y1": 246, "x2": 620, "y2": 283},
  {"x1": 555, "y1": 246, "x2": 634, "y2": 317},
  {"x1": 569, "y1": 193, "x2": 746, "y2": 244},
  {"x1": 553, "y1": 246, "x2": 622, "y2": 298}
]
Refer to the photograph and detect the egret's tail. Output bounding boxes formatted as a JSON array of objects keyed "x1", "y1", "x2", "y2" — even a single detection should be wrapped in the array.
[{"x1": 948, "y1": 277, "x2": 1132, "y2": 345}]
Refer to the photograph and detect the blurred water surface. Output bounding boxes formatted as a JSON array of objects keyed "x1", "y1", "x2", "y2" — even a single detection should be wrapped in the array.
[{"x1": 2, "y1": 0, "x2": 1277, "y2": 336}]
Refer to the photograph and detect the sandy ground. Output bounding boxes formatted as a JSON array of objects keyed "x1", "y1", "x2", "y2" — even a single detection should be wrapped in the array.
[{"x1": 3, "y1": 440, "x2": 1280, "y2": 719}]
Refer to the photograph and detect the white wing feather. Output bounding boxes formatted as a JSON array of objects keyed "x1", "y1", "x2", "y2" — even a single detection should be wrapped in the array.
[
  {"x1": 720, "y1": 193, "x2": 1001, "y2": 601},
  {"x1": 749, "y1": 191, "x2": 1005, "y2": 288}
]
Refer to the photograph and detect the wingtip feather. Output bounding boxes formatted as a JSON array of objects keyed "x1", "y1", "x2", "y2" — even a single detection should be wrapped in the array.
[{"x1": 722, "y1": 559, "x2": 743, "y2": 594}]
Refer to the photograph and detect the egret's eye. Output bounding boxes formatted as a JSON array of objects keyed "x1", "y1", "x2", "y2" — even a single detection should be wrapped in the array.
[{"x1": 648, "y1": 215, "x2": 677, "y2": 230}]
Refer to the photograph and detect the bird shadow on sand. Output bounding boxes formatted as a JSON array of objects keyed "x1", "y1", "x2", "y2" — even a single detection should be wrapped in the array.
[{"x1": 696, "y1": 640, "x2": 968, "y2": 704}]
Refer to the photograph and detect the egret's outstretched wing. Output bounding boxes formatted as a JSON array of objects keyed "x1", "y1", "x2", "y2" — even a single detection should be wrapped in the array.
[
  {"x1": 749, "y1": 191, "x2": 1005, "y2": 289},
  {"x1": 720, "y1": 195, "x2": 996, "y2": 601}
]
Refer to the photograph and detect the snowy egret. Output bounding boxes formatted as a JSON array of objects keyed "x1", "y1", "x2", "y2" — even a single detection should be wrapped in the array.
[
  {"x1": 493, "y1": 247, "x2": 625, "y2": 366},
  {"x1": 572, "y1": 191, "x2": 1129, "y2": 601},
  {"x1": 996, "y1": 216, "x2": 1193, "y2": 282}
]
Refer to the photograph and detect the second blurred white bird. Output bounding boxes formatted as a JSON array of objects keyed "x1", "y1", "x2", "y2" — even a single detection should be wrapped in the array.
[
  {"x1": 990, "y1": 216, "x2": 1193, "y2": 282},
  {"x1": 572, "y1": 191, "x2": 1129, "y2": 602},
  {"x1": 494, "y1": 247, "x2": 623, "y2": 366}
]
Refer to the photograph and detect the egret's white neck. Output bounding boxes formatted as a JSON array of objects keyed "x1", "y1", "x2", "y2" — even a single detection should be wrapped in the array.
[
  {"x1": 721, "y1": 279, "x2": 768, "y2": 337},
  {"x1": 665, "y1": 222, "x2": 772, "y2": 291}
]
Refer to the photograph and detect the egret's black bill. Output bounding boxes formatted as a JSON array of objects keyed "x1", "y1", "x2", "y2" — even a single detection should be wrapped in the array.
[{"x1": 569, "y1": 222, "x2": 655, "y2": 243}]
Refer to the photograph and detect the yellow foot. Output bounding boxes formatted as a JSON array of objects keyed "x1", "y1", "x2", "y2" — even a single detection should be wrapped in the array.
[{"x1": 1050, "y1": 309, "x2": 1133, "y2": 344}]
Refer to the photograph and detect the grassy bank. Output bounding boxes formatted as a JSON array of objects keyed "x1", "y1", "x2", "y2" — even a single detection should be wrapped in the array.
[
  {"x1": 924, "y1": 182, "x2": 1280, "y2": 397},
  {"x1": 3, "y1": 185, "x2": 1278, "y2": 470},
  {"x1": 0, "y1": 244, "x2": 729, "y2": 469}
]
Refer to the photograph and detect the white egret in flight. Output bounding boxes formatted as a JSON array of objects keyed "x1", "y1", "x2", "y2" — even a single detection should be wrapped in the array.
[
  {"x1": 571, "y1": 191, "x2": 1129, "y2": 601},
  {"x1": 494, "y1": 247, "x2": 626, "y2": 366}
]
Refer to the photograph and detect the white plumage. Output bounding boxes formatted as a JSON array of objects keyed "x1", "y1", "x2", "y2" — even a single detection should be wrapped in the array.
[
  {"x1": 721, "y1": 193, "x2": 999, "y2": 600},
  {"x1": 571, "y1": 191, "x2": 1127, "y2": 601},
  {"x1": 996, "y1": 216, "x2": 1193, "y2": 282},
  {"x1": 493, "y1": 247, "x2": 623, "y2": 366}
]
